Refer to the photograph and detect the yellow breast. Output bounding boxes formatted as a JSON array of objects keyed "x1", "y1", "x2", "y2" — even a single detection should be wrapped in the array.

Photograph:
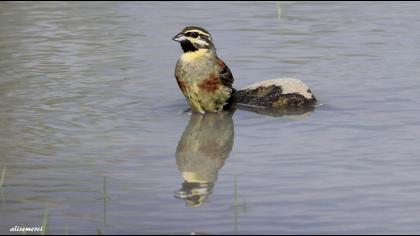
[{"x1": 180, "y1": 49, "x2": 209, "y2": 62}]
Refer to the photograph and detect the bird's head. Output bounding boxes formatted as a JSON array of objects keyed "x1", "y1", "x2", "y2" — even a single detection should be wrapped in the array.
[{"x1": 172, "y1": 26, "x2": 216, "y2": 53}]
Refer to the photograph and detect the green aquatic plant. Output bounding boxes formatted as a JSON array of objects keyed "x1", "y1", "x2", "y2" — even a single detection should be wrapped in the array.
[
  {"x1": 0, "y1": 167, "x2": 5, "y2": 204},
  {"x1": 41, "y1": 205, "x2": 48, "y2": 235},
  {"x1": 234, "y1": 176, "x2": 238, "y2": 206},
  {"x1": 97, "y1": 177, "x2": 109, "y2": 235},
  {"x1": 231, "y1": 176, "x2": 247, "y2": 234},
  {"x1": 0, "y1": 191, "x2": 5, "y2": 204},
  {"x1": 277, "y1": 1, "x2": 282, "y2": 19},
  {"x1": 64, "y1": 225, "x2": 69, "y2": 235},
  {"x1": 103, "y1": 176, "x2": 109, "y2": 203},
  {"x1": 233, "y1": 176, "x2": 239, "y2": 234},
  {"x1": 103, "y1": 176, "x2": 109, "y2": 226},
  {"x1": 0, "y1": 167, "x2": 6, "y2": 188},
  {"x1": 232, "y1": 176, "x2": 246, "y2": 209}
]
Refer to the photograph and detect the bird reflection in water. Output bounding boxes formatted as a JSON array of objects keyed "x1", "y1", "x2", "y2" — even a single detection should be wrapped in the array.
[
  {"x1": 174, "y1": 104, "x2": 316, "y2": 207},
  {"x1": 175, "y1": 111, "x2": 234, "y2": 207}
]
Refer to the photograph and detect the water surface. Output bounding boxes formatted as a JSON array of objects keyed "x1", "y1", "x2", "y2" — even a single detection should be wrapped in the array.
[{"x1": 1, "y1": 1, "x2": 420, "y2": 234}]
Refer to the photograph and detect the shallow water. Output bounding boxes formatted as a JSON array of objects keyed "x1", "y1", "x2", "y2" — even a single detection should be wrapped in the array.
[{"x1": 1, "y1": 1, "x2": 420, "y2": 234}]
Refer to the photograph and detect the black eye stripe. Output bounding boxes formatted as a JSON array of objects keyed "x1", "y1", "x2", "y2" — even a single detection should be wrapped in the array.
[{"x1": 184, "y1": 32, "x2": 200, "y2": 38}]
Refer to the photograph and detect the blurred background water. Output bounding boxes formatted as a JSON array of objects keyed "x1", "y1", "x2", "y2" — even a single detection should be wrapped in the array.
[{"x1": 1, "y1": 1, "x2": 420, "y2": 234}]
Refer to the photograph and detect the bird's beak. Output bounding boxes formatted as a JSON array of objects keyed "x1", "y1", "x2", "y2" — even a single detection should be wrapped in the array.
[{"x1": 172, "y1": 33, "x2": 187, "y2": 42}]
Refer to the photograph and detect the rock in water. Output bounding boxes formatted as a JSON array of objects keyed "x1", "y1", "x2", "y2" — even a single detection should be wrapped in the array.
[{"x1": 234, "y1": 78, "x2": 317, "y2": 108}]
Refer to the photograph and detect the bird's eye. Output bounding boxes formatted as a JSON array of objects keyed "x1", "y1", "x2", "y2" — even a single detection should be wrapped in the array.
[{"x1": 191, "y1": 32, "x2": 199, "y2": 38}]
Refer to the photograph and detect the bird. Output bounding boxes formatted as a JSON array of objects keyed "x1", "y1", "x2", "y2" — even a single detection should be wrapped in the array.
[
  {"x1": 173, "y1": 26, "x2": 317, "y2": 115},
  {"x1": 173, "y1": 26, "x2": 235, "y2": 114}
]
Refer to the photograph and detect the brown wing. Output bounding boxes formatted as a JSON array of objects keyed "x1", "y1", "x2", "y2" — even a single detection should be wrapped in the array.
[
  {"x1": 216, "y1": 57, "x2": 234, "y2": 90},
  {"x1": 175, "y1": 75, "x2": 187, "y2": 95}
]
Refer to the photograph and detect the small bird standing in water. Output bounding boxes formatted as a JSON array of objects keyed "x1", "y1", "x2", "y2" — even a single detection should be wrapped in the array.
[
  {"x1": 173, "y1": 26, "x2": 235, "y2": 114},
  {"x1": 173, "y1": 26, "x2": 317, "y2": 115}
]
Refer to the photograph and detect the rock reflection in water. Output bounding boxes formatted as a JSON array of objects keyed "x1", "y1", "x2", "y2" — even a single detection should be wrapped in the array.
[
  {"x1": 175, "y1": 112, "x2": 234, "y2": 207},
  {"x1": 237, "y1": 103, "x2": 316, "y2": 117}
]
